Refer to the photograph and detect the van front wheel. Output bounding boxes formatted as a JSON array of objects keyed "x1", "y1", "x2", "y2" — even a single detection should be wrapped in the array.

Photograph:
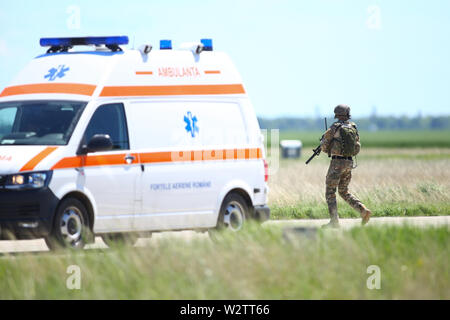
[{"x1": 45, "y1": 198, "x2": 91, "y2": 250}]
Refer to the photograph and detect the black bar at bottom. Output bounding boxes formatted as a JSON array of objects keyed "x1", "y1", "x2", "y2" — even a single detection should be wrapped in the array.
[{"x1": 0, "y1": 300, "x2": 444, "y2": 318}]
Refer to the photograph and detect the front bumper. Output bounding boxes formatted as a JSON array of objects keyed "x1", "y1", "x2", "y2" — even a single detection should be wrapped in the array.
[
  {"x1": 254, "y1": 205, "x2": 270, "y2": 222},
  {"x1": 0, "y1": 187, "x2": 59, "y2": 240}
]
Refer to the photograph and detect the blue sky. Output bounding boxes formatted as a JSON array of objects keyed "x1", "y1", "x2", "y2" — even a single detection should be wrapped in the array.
[{"x1": 0, "y1": 0, "x2": 449, "y2": 118}]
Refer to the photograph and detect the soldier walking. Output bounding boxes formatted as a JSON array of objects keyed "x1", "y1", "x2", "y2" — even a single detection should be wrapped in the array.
[{"x1": 320, "y1": 105, "x2": 372, "y2": 228}]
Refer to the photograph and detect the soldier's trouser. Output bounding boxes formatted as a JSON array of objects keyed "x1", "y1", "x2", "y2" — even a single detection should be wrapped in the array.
[{"x1": 325, "y1": 158, "x2": 365, "y2": 219}]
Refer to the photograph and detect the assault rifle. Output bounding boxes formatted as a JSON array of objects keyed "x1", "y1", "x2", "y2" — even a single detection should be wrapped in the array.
[{"x1": 305, "y1": 118, "x2": 328, "y2": 164}]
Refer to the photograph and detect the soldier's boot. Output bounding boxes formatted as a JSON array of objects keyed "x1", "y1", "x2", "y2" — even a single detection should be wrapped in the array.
[
  {"x1": 322, "y1": 202, "x2": 340, "y2": 229},
  {"x1": 360, "y1": 205, "x2": 372, "y2": 226}
]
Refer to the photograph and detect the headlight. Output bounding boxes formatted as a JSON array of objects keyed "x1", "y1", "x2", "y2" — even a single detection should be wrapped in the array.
[{"x1": 4, "y1": 171, "x2": 53, "y2": 190}]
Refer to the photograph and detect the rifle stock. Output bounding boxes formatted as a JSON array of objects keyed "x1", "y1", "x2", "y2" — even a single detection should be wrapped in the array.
[{"x1": 305, "y1": 145, "x2": 321, "y2": 164}]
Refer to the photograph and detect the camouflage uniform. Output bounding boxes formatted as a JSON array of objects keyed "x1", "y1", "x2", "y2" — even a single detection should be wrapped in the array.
[{"x1": 321, "y1": 116, "x2": 370, "y2": 226}]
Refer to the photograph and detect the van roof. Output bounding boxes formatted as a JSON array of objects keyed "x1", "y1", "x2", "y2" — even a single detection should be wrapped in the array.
[{"x1": 0, "y1": 41, "x2": 246, "y2": 102}]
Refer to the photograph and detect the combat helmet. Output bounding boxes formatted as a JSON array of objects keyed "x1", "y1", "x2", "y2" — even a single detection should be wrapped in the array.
[{"x1": 334, "y1": 104, "x2": 351, "y2": 119}]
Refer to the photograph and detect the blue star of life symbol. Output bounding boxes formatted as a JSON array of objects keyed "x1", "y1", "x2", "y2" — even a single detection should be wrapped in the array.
[
  {"x1": 184, "y1": 111, "x2": 199, "y2": 138},
  {"x1": 44, "y1": 65, "x2": 70, "y2": 81}
]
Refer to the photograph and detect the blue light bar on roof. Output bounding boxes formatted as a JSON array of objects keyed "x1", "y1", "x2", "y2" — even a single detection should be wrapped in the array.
[
  {"x1": 40, "y1": 36, "x2": 129, "y2": 47},
  {"x1": 160, "y1": 40, "x2": 172, "y2": 50},
  {"x1": 200, "y1": 39, "x2": 213, "y2": 51}
]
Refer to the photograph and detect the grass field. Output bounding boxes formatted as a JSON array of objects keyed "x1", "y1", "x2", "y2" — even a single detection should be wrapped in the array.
[
  {"x1": 267, "y1": 148, "x2": 450, "y2": 219},
  {"x1": 266, "y1": 130, "x2": 450, "y2": 148},
  {"x1": 0, "y1": 131, "x2": 448, "y2": 300},
  {"x1": 0, "y1": 224, "x2": 448, "y2": 299}
]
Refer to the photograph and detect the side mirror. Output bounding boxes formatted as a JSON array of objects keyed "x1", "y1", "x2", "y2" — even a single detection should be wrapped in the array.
[{"x1": 78, "y1": 134, "x2": 113, "y2": 154}]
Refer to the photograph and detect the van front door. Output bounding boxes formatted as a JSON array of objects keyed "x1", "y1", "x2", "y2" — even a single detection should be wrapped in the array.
[{"x1": 81, "y1": 103, "x2": 140, "y2": 232}]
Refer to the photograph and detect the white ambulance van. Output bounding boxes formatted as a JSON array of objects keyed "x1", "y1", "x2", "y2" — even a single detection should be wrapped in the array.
[{"x1": 0, "y1": 36, "x2": 269, "y2": 249}]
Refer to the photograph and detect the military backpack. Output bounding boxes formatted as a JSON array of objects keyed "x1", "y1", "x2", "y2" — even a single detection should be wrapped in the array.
[{"x1": 335, "y1": 123, "x2": 358, "y2": 157}]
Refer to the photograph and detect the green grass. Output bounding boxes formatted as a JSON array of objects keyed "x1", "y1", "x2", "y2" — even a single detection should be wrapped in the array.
[
  {"x1": 354, "y1": 153, "x2": 450, "y2": 161},
  {"x1": 0, "y1": 224, "x2": 448, "y2": 299},
  {"x1": 271, "y1": 201, "x2": 450, "y2": 220},
  {"x1": 267, "y1": 130, "x2": 450, "y2": 148},
  {"x1": 269, "y1": 150, "x2": 450, "y2": 219}
]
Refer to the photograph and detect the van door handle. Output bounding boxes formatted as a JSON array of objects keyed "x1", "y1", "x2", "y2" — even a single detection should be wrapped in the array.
[{"x1": 125, "y1": 154, "x2": 136, "y2": 164}]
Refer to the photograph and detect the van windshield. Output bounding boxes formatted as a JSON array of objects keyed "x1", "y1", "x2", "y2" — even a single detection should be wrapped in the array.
[{"x1": 0, "y1": 100, "x2": 86, "y2": 146}]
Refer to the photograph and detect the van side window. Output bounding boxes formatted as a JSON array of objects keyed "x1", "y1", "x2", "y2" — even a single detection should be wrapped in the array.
[{"x1": 84, "y1": 103, "x2": 129, "y2": 150}]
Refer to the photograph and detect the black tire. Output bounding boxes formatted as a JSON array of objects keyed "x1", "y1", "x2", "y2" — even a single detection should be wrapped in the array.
[
  {"x1": 45, "y1": 198, "x2": 91, "y2": 250},
  {"x1": 209, "y1": 193, "x2": 250, "y2": 237},
  {"x1": 101, "y1": 233, "x2": 139, "y2": 247}
]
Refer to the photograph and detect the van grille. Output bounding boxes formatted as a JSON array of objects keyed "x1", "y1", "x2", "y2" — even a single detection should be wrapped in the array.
[{"x1": 0, "y1": 203, "x2": 40, "y2": 218}]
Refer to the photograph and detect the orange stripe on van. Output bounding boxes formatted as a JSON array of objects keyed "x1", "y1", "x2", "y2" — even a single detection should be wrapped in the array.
[
  {"x1": 0, "y1": 83, "x2": 97, "y2": 97},
  {"x1": 51, "y1": 153, "x2": 140, "y2": 169},
  {"x1": 51, "y1": 156, "x2": 83, "y2": 170},
  {"x1": 51, "y1": 148, "x2": 261, "y2": 170},
  {"x1": 136, "y1": 71, "x2": 153, "y2": 75},
  {"x1": 20, "y1": 147, "x2": 58, "y2": 172},
  {"x1": 139, "y1": 152, "x2": 173, "y2": 164},
  {"x1": 204, "y1": 70, "x2": 221, "y2": 74},
  {"x1": 99, "y1": 84, "x2": 245, "y2": 97},
  {"x1": 84, "y1": 153, "x2": 140, "y2": 167}
]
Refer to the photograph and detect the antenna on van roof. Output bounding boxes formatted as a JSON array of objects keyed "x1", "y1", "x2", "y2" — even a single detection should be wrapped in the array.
[{"x1": 179, "y1": 42, "x2": 204, "y2": 55}]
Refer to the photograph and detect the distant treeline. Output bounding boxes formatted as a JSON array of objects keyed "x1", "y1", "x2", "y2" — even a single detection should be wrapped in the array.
[{"x1": 258, "y1": 115, "x2": 450, "y2": 131}]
